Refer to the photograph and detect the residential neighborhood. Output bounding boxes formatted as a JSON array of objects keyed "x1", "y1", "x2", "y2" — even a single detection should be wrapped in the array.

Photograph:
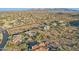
[{"x1": 0, "y1": 8, "x2": 79, "y2": 51}]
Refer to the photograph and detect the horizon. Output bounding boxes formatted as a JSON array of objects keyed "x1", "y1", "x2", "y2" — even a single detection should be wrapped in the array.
[
  {"x1": 0, "y1": 8, "x2": 32, "y2": 11},
  {"x1": 0, "y1": 8, "x2": 79, "y2": 11}
]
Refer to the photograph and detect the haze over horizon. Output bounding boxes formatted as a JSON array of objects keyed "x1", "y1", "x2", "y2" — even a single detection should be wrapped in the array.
[{"x1": 0, "y1": 8, "x2": 79, "y2": 11}]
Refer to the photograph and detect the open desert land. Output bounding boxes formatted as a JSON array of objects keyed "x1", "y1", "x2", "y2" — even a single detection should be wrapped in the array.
[{"x1": 0, "y1": 9, "x2": 79, "y2": 51}]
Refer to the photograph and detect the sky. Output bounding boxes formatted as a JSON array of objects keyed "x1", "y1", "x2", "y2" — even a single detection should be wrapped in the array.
[
  {"x1": 0, "y1": 8, "x2": 32, "y2": 11},
  {"x1": 0, "y1": 8, "x2": 79, "y2": 11}
]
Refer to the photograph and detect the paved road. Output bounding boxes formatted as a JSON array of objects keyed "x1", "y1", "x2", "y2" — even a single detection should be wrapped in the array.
[{"x1": 0, "y1": 28, "x2": 9, "y2": 51}]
